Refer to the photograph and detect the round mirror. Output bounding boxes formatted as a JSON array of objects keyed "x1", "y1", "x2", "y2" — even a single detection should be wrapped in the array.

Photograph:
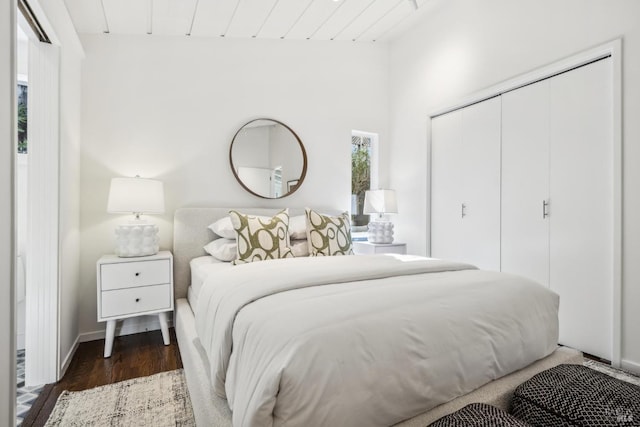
[{"x1": 230, "y1": 119, "x2": 307, "y2": 199}]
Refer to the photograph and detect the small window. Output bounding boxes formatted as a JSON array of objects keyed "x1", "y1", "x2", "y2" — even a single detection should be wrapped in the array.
[
  {"x1": 17, "y1": 82, "x2": 27, "y2": 153},
  {"x1": 351, "y1": 130, "x2": 378, "y2": 239}
]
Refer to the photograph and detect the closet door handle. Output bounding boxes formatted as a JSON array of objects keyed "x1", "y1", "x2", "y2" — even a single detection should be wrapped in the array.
[
  {"x1": 543, "y1": 200, "x2": 549, "y2": 218},
  {"x1": 461, "y1": 203, "x2": 467, "y2": 218}
]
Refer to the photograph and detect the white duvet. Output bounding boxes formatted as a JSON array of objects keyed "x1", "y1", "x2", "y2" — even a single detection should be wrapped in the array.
[{"x1": 195, "y1": 255, "x2": 558, "y2": 427}]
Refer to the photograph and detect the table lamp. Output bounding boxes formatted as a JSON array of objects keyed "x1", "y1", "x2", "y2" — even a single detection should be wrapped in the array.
[
  {"x1": 107, "y1": 176, "x2": 164, "y2": 257},
  {"x1": 363, "y1": 189, "x2": 398, "y2": 244}
]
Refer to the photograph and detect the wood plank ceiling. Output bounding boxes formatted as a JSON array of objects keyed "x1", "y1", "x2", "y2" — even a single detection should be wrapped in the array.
[{"x1": 64, "y1": 0, "x2": 429, "y2": 42}]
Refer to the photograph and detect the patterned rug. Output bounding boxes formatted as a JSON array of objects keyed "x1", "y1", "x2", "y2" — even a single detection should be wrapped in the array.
[
  {"x1": 44, "y1": 370, "x2": 195, "y2": 427},
  {"x1": 42, "y1": 360, "x2": 640, "y2": 426}
]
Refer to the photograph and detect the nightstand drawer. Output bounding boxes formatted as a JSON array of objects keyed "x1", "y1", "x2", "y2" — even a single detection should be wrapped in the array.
[
  {"x1": 100, "y1": 259, "x2": 171, "y2": 291},
  {"x1": 101, "y1": 284, "x2": 171, "y2": 318}
]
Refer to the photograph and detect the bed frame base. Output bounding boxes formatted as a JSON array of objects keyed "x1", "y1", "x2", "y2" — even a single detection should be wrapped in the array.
[{"x1": 175, "y1": 299, "x2": 232, "y2": 426}]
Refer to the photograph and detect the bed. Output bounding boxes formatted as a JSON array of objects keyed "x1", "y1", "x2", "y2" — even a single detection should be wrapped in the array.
[{"x1": 172, "y1": 207, "x2": 582, "y2": 427}]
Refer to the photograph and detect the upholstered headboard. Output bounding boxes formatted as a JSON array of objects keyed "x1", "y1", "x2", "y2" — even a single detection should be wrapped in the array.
[{"x1": 172, "y1": 207, "x2": 342, "y2": 299}]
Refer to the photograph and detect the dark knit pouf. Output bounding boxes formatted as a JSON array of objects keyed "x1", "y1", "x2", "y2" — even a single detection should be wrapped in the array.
[
  {"x1": 511, "y1": 364, "x2": 640, "y2": 426},
  {"x1": 428, "y1": 403, "x2": 531, "y2": 427}
]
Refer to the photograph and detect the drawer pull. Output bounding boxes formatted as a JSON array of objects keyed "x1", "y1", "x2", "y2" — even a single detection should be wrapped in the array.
[
  {"x1": 135, "y1": 272, "x2": 140, "y2": 277},
  {"x1": 135, "y1": 298, "x2": 140, "y2": 302}
]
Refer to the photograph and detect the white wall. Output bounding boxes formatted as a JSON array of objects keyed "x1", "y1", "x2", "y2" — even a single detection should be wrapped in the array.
[
  {"x1": 388, "y1": 0, "x2": 640, "y2": 371},
  {"x1": 57, "y1": 26, "x2": 83, "y2": 377},
  {"x1": 78, "y1": 35, "x2": 388, "y2": 337},
  {"x1": 0, "y1": 0, "x2": 16, "y2": 423}
]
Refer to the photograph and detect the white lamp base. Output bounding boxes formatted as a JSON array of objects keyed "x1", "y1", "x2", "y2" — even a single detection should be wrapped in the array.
[
  {"x1": 114, "y1": 222, "x2": 160, "y2": 257},
  {"x1": 367, "y1": 221, "x2": 394, "y2": 244}
]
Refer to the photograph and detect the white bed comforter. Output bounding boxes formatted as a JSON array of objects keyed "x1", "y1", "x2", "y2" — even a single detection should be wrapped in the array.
[{"x1": 195, "y1": 255, "x2": 558, "y2": 427}]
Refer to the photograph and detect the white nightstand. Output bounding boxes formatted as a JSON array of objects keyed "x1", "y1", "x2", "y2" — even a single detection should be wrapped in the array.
[
  {"x1": 96, "y1": 250, "x2": 174, "y2": 358},
  {"x1": 353, "y1": 241, "x2": 407, "y2": 255}
]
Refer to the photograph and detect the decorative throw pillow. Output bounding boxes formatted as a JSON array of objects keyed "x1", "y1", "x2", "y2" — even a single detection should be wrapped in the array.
[
  {"x1": 203, "y1": 239, "x2": 237, "y2": 262},
  {"x1": 305, "y1": 209, "x2": 354, "y2": 256},
  {"x1": 229, "y1": 209, "x2": 294, "y2": 265}
]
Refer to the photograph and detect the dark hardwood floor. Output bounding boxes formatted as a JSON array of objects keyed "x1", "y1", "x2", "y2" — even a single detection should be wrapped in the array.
[{"x1": 22, "y1": 328, "x2": 182, "y2": 427}]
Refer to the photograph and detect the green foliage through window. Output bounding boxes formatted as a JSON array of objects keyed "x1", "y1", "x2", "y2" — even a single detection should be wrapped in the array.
[
  {"x1": 17, "y1": 83, "x2": 28, "y2": 153},
  {"x1": 351, "y1": 135, "x2": 372, "y2": 226}
]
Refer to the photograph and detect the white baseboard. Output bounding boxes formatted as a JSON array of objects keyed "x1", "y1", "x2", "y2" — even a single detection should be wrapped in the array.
[
  {"x1": 621, "y1": 358, "x2": 640, "y2": 375},
  {"x1": 59, "y1": 335, "x2": 79, "y2": 379},
  {"x1": 79, "y1": 315, "x2": 174, "y2": 343}
]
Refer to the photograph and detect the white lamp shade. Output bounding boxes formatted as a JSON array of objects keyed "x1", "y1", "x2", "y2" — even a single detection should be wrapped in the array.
[
  {"x1": 363, "y1": 189, "x2": 398, "y2": 214},
  {"x1": 107, "y1": 177, "x2": 165, "y2": 215}
]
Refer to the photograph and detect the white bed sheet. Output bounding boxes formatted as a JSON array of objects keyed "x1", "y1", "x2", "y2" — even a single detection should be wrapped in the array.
[{"x1": 189, "y1": 256, "x2": 233, "y2": 305}]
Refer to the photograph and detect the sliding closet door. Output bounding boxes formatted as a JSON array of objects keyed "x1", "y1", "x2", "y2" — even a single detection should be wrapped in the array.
[
  {"x1": 431, "y1": 110, "x2": 463, "y2": 262},
  {"x1": 431, "y1": 98, "x2": 501, "y2": 270},
  {"x1": 459, "y1": 97, "x2": 501, "y2": 270},
  {"x1": 549, "y1": 58, "x2": 613, "y2": 360},
  {"x1": 501, "y1": 80, "x2": 550, "y2": 286}
]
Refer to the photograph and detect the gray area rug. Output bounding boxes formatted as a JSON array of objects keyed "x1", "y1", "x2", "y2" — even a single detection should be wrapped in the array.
[
  {"x1": 45, "y1": 369, "x2": 195, "y2": 426},
  {"x1": 43, "y1": 361, "x2": 640, "y2": 426}
]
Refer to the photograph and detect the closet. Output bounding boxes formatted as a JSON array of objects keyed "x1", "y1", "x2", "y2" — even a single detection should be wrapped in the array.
[
  {"x1": 431, "y1": 57, "x2": 614, "y2": 360},
  {"x1": 431, "y1": 97, "x2": 501, "y2": 271}
]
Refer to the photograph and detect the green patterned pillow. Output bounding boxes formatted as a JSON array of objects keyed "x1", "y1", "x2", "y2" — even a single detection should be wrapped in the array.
[
  {"x1": 229, "y1": 209, "x2": 294, "y2": 265},
  {"x1": 305, "y1": 208, "x2": 354, "y2": 256}
]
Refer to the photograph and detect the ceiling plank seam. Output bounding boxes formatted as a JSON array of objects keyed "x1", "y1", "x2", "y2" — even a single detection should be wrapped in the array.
[
  {"x1": 100, "y1": 0, "x2": 110, "y2": 33},
  {"x1": 307, "y1": 0, "x2": 345, "y2": 40},
  {"x1": 254, "y1": 0, "x2": 280, "y2": 38},
  {"x1": 354, "y1": 0, "x2": 404, "y2": 42},
  {"x1": 186, "y1": 0, "x2": 199, "y2": 36},
  {"x1": 282, "y1": 0, "x2": 315, "y2": 40},
  {"x1": 222, "y1": 0, "x2": 242, "y2": 37},
  {"x1": 332, "y1": 0, "x2": 377, "y2": 41},
  {"x1": 372, "y1": 5, "x2": 412, "y2": 42},
  {"x1": 146, "y1": 0, "x2": 152, "y2": 35}
]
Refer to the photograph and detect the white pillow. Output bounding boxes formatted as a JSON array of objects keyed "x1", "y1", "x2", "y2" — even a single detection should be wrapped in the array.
[
  {"x1": 289, "y1": 215, "x2": 307, "y2": 240},
  {"x1": 291, "y1": 240, "x2": 309, "y2": 257},
  {"x1": 208, "y1": 217, "x2": 236, "y2": 239},
  {"x1": 203, "y1": 239, "x2": 237, "y2": 262},
  {"x1": 208, "y1": 214, "x2": 273, "y2": 239}
]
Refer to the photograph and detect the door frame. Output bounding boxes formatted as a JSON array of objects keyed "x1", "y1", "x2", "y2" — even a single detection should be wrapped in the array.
[
  {"x1": 1, "y1": 0, "x2": 17, "y2": 424},
  {"x1": 427, "y1": 39, "x2": 622, "y2": 367}
]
